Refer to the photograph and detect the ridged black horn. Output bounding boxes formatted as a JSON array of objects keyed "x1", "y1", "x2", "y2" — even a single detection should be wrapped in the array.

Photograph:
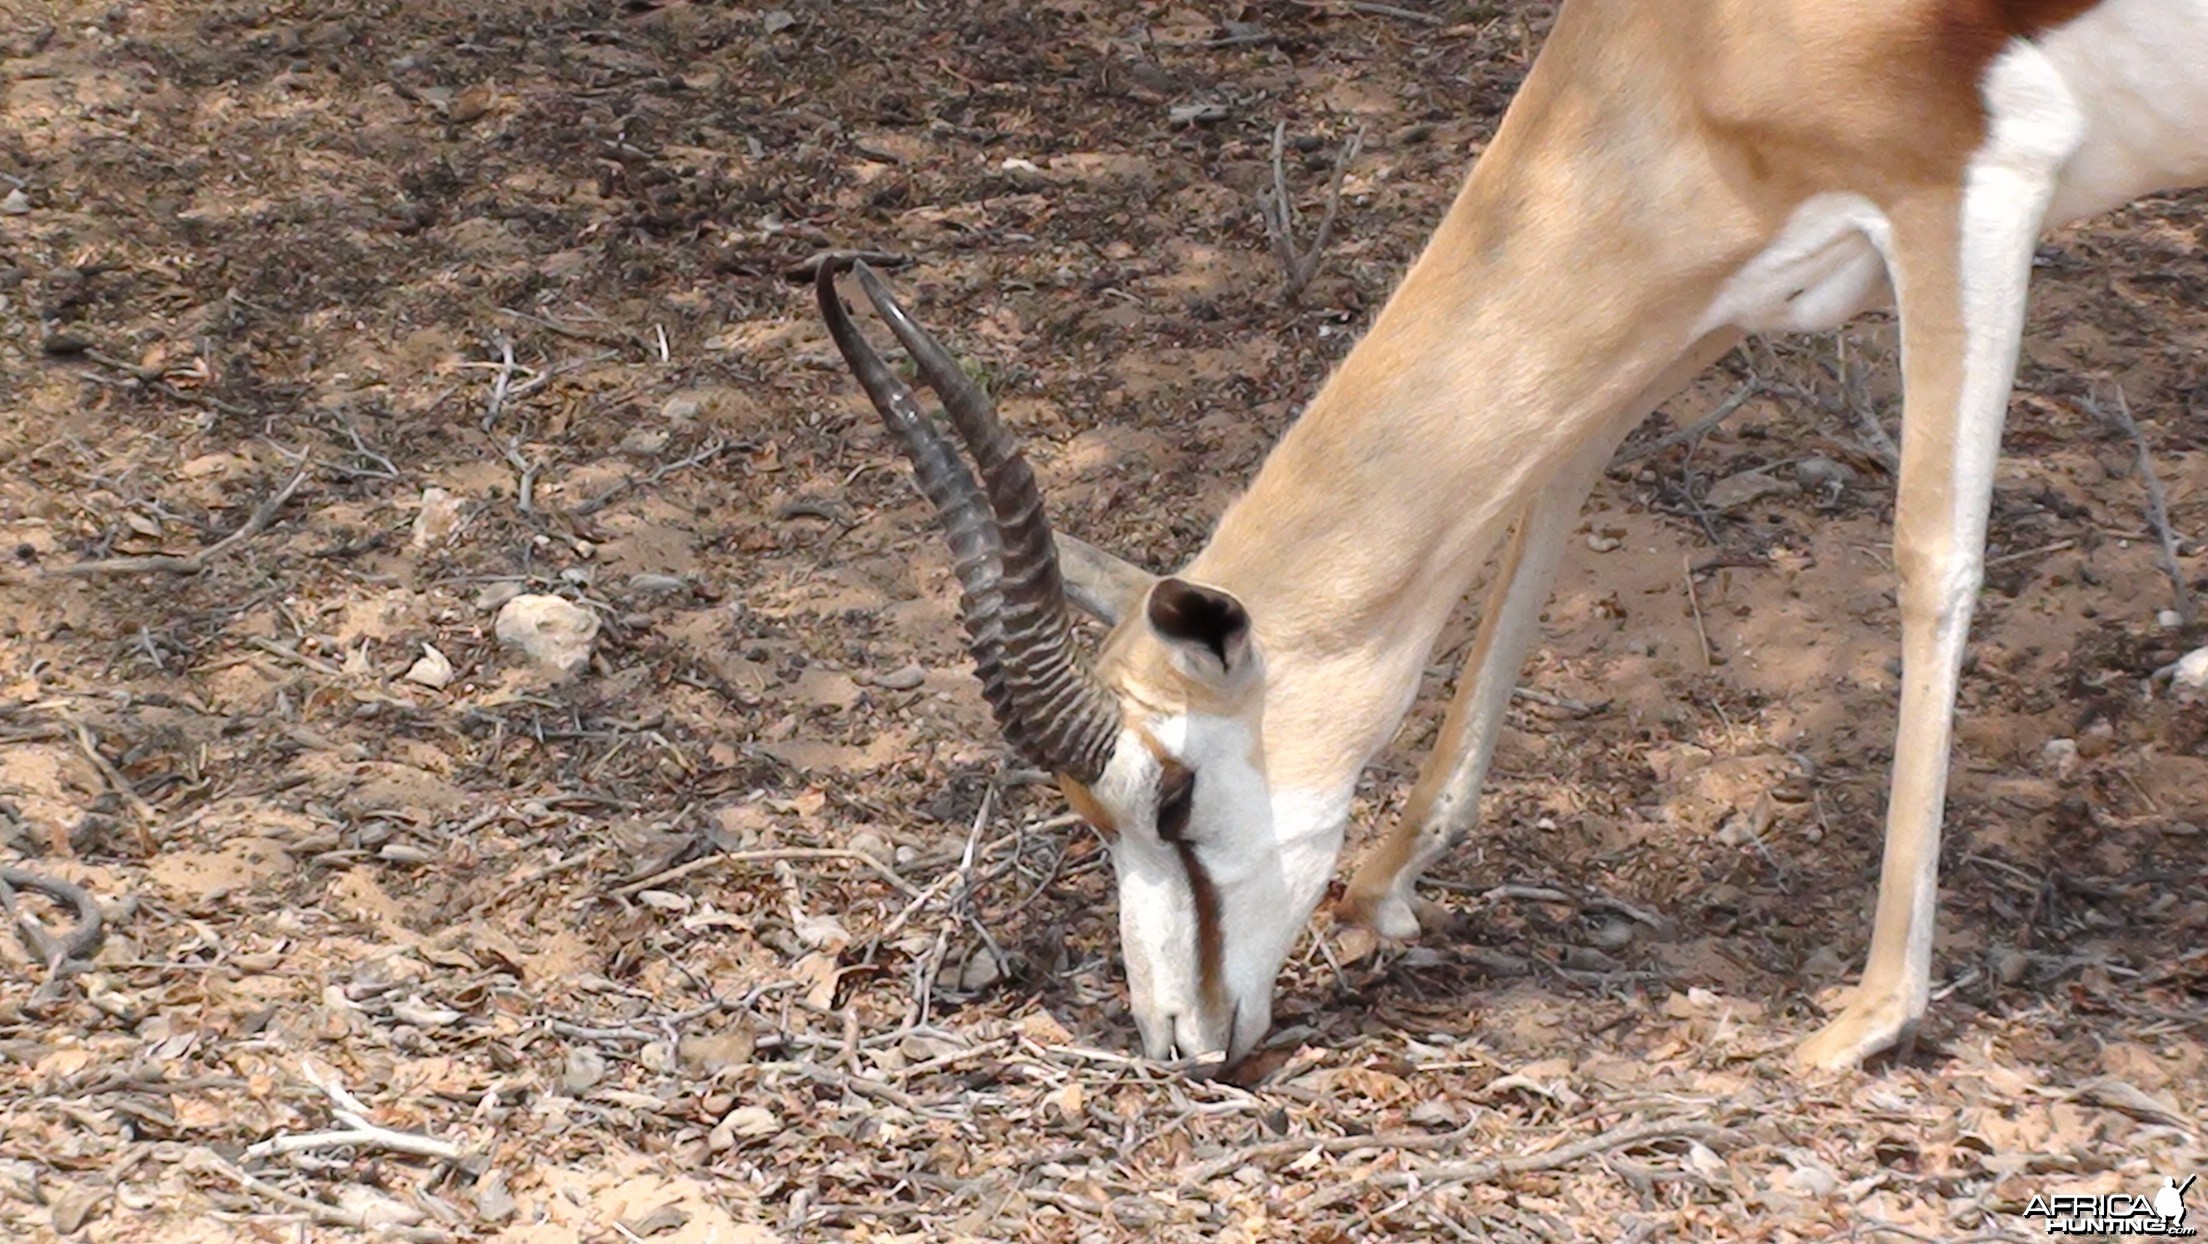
[{"x1": 818, "y1": 258, "x2": 1121, "y2": 783}]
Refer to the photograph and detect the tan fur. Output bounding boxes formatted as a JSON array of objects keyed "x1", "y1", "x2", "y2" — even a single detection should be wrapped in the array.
[
  {"x1": 1068, "y1": 0, "x2": 2154, "y2": 1069},
  {"x1": 1139, "y1": 0, "x2": 2002, "y2": 794}
]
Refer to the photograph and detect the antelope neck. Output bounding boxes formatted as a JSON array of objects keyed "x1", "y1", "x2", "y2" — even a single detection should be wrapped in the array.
[{"x1": 1186, "y1": 73, "x2": 1754, "y2": 791}]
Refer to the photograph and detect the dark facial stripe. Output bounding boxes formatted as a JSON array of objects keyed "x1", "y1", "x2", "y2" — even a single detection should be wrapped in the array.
[
  {"x1": 1171, "y1": 838, "x2": 1227, "y2": 1022},
  {"x1": 1154, "y1": 762, "x2": 1227, "y2": 1020}
]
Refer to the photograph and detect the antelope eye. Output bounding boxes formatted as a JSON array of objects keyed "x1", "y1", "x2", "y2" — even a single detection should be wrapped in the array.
[{"x1": 1156, "y1": 769, "x2": 1197, "y2": 842}]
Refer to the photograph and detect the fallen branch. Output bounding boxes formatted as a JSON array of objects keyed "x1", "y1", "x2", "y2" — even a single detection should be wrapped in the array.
[
  {"x1": 496, "y1": 305, "x2": 649, "y2": 352},
  {"x1": 1510, "y1": 685, "x2": 1608, "y2": 716},
  {"x1": 2095, "y1": 386, "x2": 2196, "y2": 625},
  {"x1": 1182, "y1": 1123, "x2": 1477, "y2": 1187},
  {"x1": 1612, "y1": 380, "x2": 1763, "y2": 466},
  {"x1": 1260, "y1": 121, "x2": 1364, "y2": 303},
  {"x1": 0, "y1": 866, "x2": 106, "y2": 1010},
  {"x1": 785, "y1": 248, "x2": 913, "y2": 284},
  {"x1": 614, "y1": 846, "x2": 924, "y2": 900},
  {"x1": 1291, "y1": 0, "x2": 1445, "y2": 25},
  {"x1": 192, "y1": 1149, "x2": 452, "y2": 1243},
  {"x1": 246, "y1": 1061, "x2": 465, "y2": 1163},
  {"x1": 1984, "y1": 537, "x2": 2076, "y2": 570},
  {"x1": 79, "y1": 349, "x2": 255, "y2": 418},
  {"x1": 49, "y1": 460, "x2": 311, "y2": 578},
  {"x1": 1395, "y1": 1117, "x2": 1727, "y2": 1188},
  {"x1": 1683, "y1": 553, "x2": 1717, "y2": 668},
  {"x1": 65, "y1": 717, "x2": 158, "y2": 835},
  {"x1": 479, "y1": 336, "x2": 521, "y2": 430},
  {"x1": 569, "y1": 437, "x2": 731, "y2": 517},
  {"x1": 501, "y1": 438, "x2": 543, "y2": 513}
]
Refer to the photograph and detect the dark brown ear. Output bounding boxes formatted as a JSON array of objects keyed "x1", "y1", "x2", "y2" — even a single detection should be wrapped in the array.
[{"x1": 1146, "y1": 578, "x2": 1250, "y2": 673}]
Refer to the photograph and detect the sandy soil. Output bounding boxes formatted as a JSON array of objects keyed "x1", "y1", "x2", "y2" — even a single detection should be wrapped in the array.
[{"x1": 1, "y1": 2, "x2": 2203, "y2": 1241}]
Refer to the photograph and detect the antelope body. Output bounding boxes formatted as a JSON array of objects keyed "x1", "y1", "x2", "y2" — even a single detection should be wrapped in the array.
[{"x1": 821, "y1": 0, "x2": 2208, "y2": 1070}]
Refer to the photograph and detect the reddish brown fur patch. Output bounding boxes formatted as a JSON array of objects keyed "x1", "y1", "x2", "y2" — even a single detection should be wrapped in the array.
[
  {"x1": 1057, "y1": 777, "x2": 1116, "y2": 838},
  {"x1": 1937, "y1": 0, "x2": 2105, "y2": 74}
]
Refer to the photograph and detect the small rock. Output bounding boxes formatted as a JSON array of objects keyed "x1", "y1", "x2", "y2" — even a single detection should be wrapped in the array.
[
  {"x1": 1794, "y1": 455, "x2": 1855, "y2": 492},
  {"x1": 404, "y1": 643, "x2": 454, "y2": 689},
  {"x1": 49, "y1": 1186, "x2": 103, "y2": 1233},
  {"x1": 559, "y1": 566, "x2": 592, "y2": 587},
  {"x1": 41, "y1": 332, "x2": 91, "y2": 356},
  {"x1": 760, "y1": 8, "x2": 795, "y2": 34},
  {"x1": 1168, "y1": 101, "x2": 1235, "y2": 125},
  {"x1": 626, "y1": 572, "x2": 688, "y2": 598},
  {"x1": 1995, "y1": 948, "x2": 2030, "y2": 985},
  {"x1": 1586, "y1": 916, "x2": 1636, "y2": 949},
  {"x1": 1560, "y1": 945, "x2": 1620, "y2": 972},
  {"x1": 848, "y1": 828, "x2": 893, "y2": 862},
  {"x1": 660, "y1": 392, "x2": 708, "y2": 423},
  {"x1": 678, "y1": 1028, "x2": 758, "y2": 1075},
  {"x1": 620, "y1": 1204, "x2": 690, "y2": 1238},
  {"x1": 472, "y1": 1168, "x2": 516, "y2": 1224},
  {"x1": 1585, "y1": 533, "x2": 1621, "y2": 553},
  {"x1": 444, "y1": 82, "x2": 494, "y2": 124},
  {"x1": 2075, "y1": 718, "x2": 2117, "y2": 759},
  {"x1": 474, "y1": 581, "x2": 524, "y2": 612},
  {"x1": 495, "y1": 594, "x2": 599, "y2": 679},
  {"x1": 342, "y1": 643, "x2": 375, "y2": 678},
  {"x1": 411, "y1": 486, "x2": 466, "y2": 549},
  {"x1": 561, "y1": 1046, "x2": 607, "y2": 1094},
  {"x1": 1704, "y1": 466, "x2": 1788, "y2": 510},
  {"x1": 2170, "y1": 645, "x2": 2208, "y2": 695},
  {"x1": 1687, "y1": 1140, "x2": 1729, "y2": 1181},
  {"x1": 620, "y1": 427, "x2": 671, "y2": 456},
  {"x1": 871, "y1": 662, "x2": 926, "y2": 691},
  {"x1": 332, "y1": 1187, "x2": 423, "y2": 1229},
  {"x1": 0, "y1": 187, "x2": 30, "y2": 215},
  {"x1": 2157, "y1": 609, "x2": 2185, "y2": 630},
  {"x1": 957, "y1": 948, "x2": 1004, "y2": 992},
  {"x1": 2041, "y1": 737, "x2": 2080, "y2": 779},
  {"x1": 708, "y1": 1104, "x2": 779, "y2": 1150},
  {"x1": 1784, "y1": 1164, "x2": 1838, "y2": 1198}
]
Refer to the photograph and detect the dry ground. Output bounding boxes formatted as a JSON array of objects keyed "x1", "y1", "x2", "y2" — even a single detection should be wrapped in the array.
[{"x1": 1, "y1": 2, "x2": 2203, "y2": 1241}]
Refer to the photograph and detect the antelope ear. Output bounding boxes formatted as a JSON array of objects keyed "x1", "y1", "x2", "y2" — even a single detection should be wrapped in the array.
[
  {"x1": 1056, "y1": 532, "x2": 1157, "y2": 626},
  {"x1": 1145, "y1": 577, "x2": 1251, "y2": 678}
]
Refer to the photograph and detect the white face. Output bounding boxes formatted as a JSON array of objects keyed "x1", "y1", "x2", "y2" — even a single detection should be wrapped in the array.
[{"x1": 1086, "y1": 711, "x2": 1350, "y2": 1065}]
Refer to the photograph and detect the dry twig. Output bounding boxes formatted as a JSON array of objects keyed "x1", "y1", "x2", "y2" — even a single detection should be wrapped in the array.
[
  {"x1": 0, "y1": 866, "x2": 106, "y2": 1009},
  {"x1": 785, "y1": 248, "x2": 913, "y2": 283},
  {"x1": 2093, "y1": 385, "x2": 2196, "y2": 625},
  {"x1": 613, "y1": 846, "x2": 923, "y2": 900},
  {"x1": 79, "y1": 349, "x2": 254, "y2": 418},
  {"x1": 245, "y1": 1061, "x2": 465, "y2": 1163},
  {"x1": 1612, "y1": 379, "x2": 1764, "y2": 466},
  {"x1": 191, "y1": 1149, "x2": 452, "y2": 1243},
  {"x1": 1281, "y1": 1117, "x2": 1734, "y2": 1222},
  {"x1": 49, "y1": 459, "x2": 311, "y2": 578},
  {"x1": 64, "y1": 716, "x2": 159, "y2": 836},
  {"x1": 1683, "y1": 554, "x2": 1717, "y2": 668},
  {"x1": 1260, "y1": 121, "x2": 1365, "y2": 303},
  {"x1": 1291, "y1": 0, "x2": 1445, "y2": 24},
  {"x1": 1182, "y1": 1123, "x2": 1477, "y2": 1186},
  {"x1": 570, "y1": 437, "x2": 731, "y2": 517}
]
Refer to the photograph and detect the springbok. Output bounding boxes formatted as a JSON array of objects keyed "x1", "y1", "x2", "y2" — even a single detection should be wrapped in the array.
[{"x1": 818, "y1": 0, "x2": 2208, "y2": 1070}]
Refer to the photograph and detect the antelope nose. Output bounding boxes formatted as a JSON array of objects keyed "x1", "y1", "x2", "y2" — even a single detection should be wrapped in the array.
[{"x1": 1169, "y1": 1012, "x2": 1228, "y2": 1064}]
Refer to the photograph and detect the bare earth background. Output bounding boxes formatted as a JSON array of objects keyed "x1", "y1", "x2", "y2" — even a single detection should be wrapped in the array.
[{"x1": 2, "y1": 2, "x2": 2204, "y2": 1241}]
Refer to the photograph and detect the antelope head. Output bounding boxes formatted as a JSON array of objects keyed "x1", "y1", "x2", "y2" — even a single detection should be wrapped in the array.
[{"x1": 819, "y1": 261, "x2": 1322, "y2": 1065}]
